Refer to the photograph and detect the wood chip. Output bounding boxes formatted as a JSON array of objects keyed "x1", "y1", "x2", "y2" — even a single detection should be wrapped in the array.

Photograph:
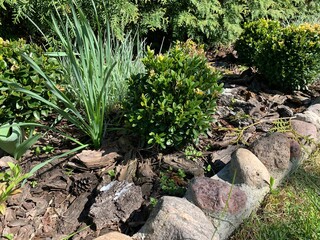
[
  {"x1": 160, "y1": 154, "x2": 204, "y2": 176},
  {"x1": 76, "y1": 150, "x2": 122, "y2": 169},
  {"x1": 116, "y1": 159, "x2": 138, "y2": 182},
  {"x1": 7, "y1": 219, "x2": 29, "y2": 227}
]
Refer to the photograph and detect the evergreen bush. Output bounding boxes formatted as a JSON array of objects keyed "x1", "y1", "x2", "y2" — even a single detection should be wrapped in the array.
[
  {"x1": 2, "y1": 0, "x2": 320, "y2": 46},
  {"x1": 0, "y1": 38, "x2": 64, "y2": 123},
  {"x1": 235, "y1": 20, "x2": 281, "y2": 65},
  {"x1": 124, "y1": 40, "x2": 223, "y2": 150},
  {"x1": 235, "y1": 20, "x2": 320, "y2": 91}
]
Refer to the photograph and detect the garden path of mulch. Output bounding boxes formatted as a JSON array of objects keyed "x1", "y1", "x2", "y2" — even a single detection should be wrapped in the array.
[{"x1": 1, "y1": 54, "x2": 320, "y2": 239}]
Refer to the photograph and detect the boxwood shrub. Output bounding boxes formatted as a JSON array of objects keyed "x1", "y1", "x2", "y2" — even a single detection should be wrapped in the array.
[
  {"x1": 124, "y1": 40, "x2": 223, "y2": 150},
  {"x1": 235, "y1": 20, "x2": 282, "y2": 66},
  {"x1": 235, "y1": 20, "x2": 320, "y2": 91},
  {"x1": 0, "y1": 38, "x2": 65, "y2": 123}
]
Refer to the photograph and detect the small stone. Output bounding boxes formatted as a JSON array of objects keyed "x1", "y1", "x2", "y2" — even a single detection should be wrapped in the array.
[
  {"x1": 185, "y1": 177, "x2": 247, "y2": 215},
  {"x1": 277, "y1": 105, "x2": 294, "y2": 117},
  {"x1": 251, "y1": 132, "x2": 291, "y2": 171},
  {"x1": 134, "y1": 196, "x2": 215, "y2": 240},
  {"x1": 0, "y1": 156, "x2": 16, "y2": 168},
  {"x1": 89, "y1": 181, "x2": 143, "y2": 231},
  {"x1": 230, "y1": 148, "x2": 270, "y2": 188},
  {"x1": 95, "y1": 231, "x2": 133, "y2": 240}
]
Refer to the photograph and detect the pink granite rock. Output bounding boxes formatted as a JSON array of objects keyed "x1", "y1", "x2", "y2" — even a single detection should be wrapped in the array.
[
  {"x1": 290, "y1": 119, "x2": 318, "y2": 141},
  {"x1": 185, "y1": 177, "x2": 247, "y2": 214}
]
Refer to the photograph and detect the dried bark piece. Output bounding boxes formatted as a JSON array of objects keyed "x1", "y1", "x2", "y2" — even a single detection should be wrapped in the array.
[
  {"x1": 116, "y1": 159, "x2": 138, "y2": 182},
  {"x1": 159, "y1": 153, "x2": 204, "y2": 176},
  {"x1": 76, "y1": 150, "x2": 121, "y2": 169},
  {"x1": 89, "y1": 181, "x2": 143, "y2": 231}
]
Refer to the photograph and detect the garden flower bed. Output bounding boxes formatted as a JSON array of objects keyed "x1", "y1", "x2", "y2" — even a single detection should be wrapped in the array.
[{"x1": 1, "y1": 1, "x2": 320, "y2": 239}]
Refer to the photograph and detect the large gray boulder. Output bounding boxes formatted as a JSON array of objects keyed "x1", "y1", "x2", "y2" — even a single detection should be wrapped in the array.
[
  {"x1": 250, "y1": 132, "x2": 291, "y2": 171},
  {"x1": 230, "y1": 148, "x2": 270, "y2": 189},
  {"x1": 134, "y1": 196, "x2": 216, "y2": 240}
]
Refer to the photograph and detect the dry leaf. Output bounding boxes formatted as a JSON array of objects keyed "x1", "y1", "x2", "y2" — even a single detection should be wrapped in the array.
[
  {"x1": 11, "y1": 188, "x2": 22, "y2": 195},
  {"x1": 0, "y1": 182, "x2": 7, "y2": 192},
  {"x1": 0, "y1": 202, "x2": 6, "y2": 215}
]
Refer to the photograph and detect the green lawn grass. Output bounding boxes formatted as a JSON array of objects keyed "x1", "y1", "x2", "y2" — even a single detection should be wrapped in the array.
[{"x1": 230, "y1": 151, "x2": 320, "y2": 240}]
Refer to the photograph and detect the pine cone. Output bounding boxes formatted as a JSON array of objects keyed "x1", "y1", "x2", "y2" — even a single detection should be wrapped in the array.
[{"x1": 71, "y1": 177, "x2": 92, "y2": 196}]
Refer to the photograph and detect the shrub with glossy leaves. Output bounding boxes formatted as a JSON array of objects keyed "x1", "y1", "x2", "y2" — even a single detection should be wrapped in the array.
[
  {"x1": 0, "y1": 38, "x2": 64, "y2": 123},
  {"x1": 235, "y1": 20, "x2": 281, "y2": 66},
  {"x1": 259, "y1": 23, "x2": 320, "y2": 91},
  {"x1": 125, "y1": 40, "x2": 223, "y2": 150},
  {"x1": 235, "y1": 20, "x2": 320, "y2": 91}
]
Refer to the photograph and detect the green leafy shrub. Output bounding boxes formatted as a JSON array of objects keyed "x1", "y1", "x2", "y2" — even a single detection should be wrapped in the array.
[
  {"x1": 235, "y1": 20, "x2": 320, "y2": 91},
  {"x1": 124, "y1": 40, "x2": 223, "y2": 150},
  {"x1": 259, "y1": 23, "x2": 320, "y2": 91},
  {"x1": 0, "y1": 38, "x2": 64, "y2": 123},
  {"x1": 235, "y1": 20, "x2": 282, "y2": 65}
]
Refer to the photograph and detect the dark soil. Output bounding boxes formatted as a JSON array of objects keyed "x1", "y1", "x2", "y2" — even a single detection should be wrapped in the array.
[{"x1": 1, "y1": 51, "x2": 320, "y2": 239}]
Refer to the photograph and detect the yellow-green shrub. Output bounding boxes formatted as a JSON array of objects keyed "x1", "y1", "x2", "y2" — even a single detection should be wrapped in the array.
[
  {"x1": 235, "y1": 20, "x2": 282, "y2": 66},
  {"x1": 235, "y1": 20, "x2": 320, "y2": 91}
]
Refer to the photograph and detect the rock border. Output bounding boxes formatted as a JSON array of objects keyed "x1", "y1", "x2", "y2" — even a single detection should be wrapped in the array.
[{"x1": 97, "y1": 97, "x2": 320, "y2": 240}]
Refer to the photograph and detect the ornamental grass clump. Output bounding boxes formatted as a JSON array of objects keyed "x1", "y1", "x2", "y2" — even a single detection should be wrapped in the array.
[
  {"x1": 124, "y1": 40, "x2": 223, "y2": 150},
  {"x1": 2, "y1": 0, "x2": 144, "y2": 149},
  {"x1": 235, "y1": 19, "x2": 320, "y2": 91}
]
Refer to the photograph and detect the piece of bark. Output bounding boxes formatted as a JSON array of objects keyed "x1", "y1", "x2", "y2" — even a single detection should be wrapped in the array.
[
  {"x1": 76, "y1": 150, "x2": 121, "y2": 169},
  {"x1": 59, "y1": 193, "x2": 90, "y2": 234},
  {"x1": 90, "y1": 181, "x2": 143, "y2": 231},
  {"x1": 159, "y1": 154, "x2": 204, "y2": 176},
  {"x1": 116, "y1": 159, "x2": 138, "y2": 182}
]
